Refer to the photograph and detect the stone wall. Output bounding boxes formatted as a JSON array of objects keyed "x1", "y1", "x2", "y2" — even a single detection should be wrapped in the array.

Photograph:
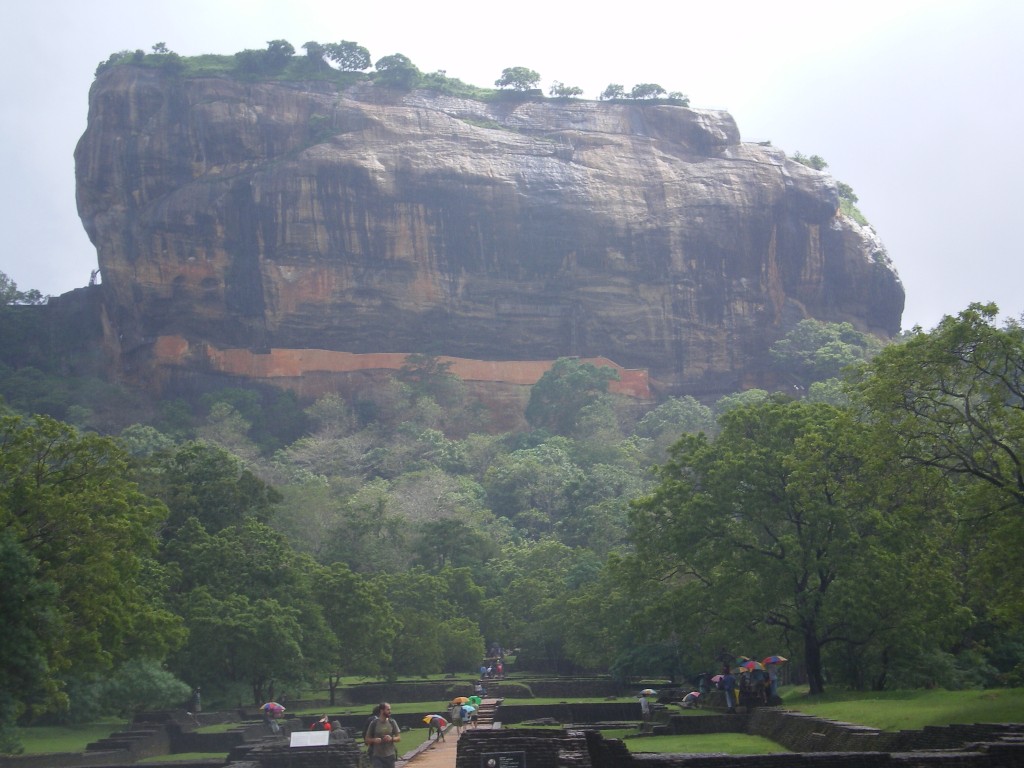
[
  {"x1": 454, "y1": 726, "x2": 1024, "y2": 768},
  {"x1": 499, "y1": 703, "x2": 641, "y2": 725}
]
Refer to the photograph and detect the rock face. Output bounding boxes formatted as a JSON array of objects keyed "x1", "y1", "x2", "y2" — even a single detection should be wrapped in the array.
[{"x1": 75, "y1": 65, "x2": 904, "y2": 398}]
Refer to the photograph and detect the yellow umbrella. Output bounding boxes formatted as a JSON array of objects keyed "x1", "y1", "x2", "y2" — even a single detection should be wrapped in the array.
[{"x1": 450, "y1": 696, "x2": 470, "y2": 705}]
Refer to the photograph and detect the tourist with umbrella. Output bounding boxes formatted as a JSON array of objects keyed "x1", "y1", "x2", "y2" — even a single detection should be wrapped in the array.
[
  {"x1": 261, "y1": 701, "x2": 286, "y2": 734},
  {"x1": 423, "y1": 714, "x2": 447, "y2": 741},
  {"x1": 763, "y1": 655, "x2": 787, "y2": 701}
]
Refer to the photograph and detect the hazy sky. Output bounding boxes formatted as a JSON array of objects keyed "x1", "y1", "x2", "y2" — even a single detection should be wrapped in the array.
[{"x1": 2, "y1": 0, "x2": 1021, "y2": 331}]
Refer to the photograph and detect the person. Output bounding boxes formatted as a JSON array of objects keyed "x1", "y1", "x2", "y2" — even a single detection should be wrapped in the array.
[
  {"x1": 639, "y1": 692, "x2": 651, "y2": 726},
  {"x1": 681, "y1": 691, "x2": 701, "y2": 709},
  {"x1": 363, "y1": 704, "x2": 382, "y2": 748},
  {"x1": 768, "y1": 665, "x2": 780, "y2": 702},
  {"x1": 427, "y1": 715, "x2": 445, "y2": 741},
  {"x1": 751, "y1": 667, "x2": 769, "y2": 705},
  {"x1": 261, "y1": 701, "x2": 286, "y2": 734},
  {"x1": 449, "y1": 702, "x2": 465, "y2": 734},
  {"x1": 364, "y1": 702, "x2": 401, "y2": 768},
  {"x1": 311, "y1": 715, "x2": 332, "y2": 731},
  {"x1": 722, "y1": 668, "x2": 737, "y2": 714},
  {"x1": 191, "y1": 687, "x2": 202, "y2": 714}
]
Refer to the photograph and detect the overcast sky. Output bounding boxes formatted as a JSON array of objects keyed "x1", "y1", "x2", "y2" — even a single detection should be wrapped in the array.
[{"x1": 2, "y1": 0, "x2": 1021, "y2": 331}]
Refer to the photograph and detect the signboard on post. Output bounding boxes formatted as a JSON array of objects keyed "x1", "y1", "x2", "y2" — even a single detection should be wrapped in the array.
[
  {"x1": 290, "y1": 731, "x2": 331, "y2": 747},
  {"x1": 482, "y1": 752, "x2": 527, "y2": 768}
]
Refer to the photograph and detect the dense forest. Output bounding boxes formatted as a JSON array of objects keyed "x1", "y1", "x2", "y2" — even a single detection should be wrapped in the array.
[{"x1": 1, "y1": 296, "x2": 1022, "y2": 747}]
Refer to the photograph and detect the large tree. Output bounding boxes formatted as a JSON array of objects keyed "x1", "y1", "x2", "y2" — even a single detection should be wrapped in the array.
[
  {"x1": 770, "y1": 318, "x2": 884, "y2": 390},
  {"x1": 629, "y1": 397, "x2": 957, "y2": 693},
  {"x1": 525, "y1": 358, "x2": 619, "y2": 435},
  {"x1": 855, "y1": 303, "x2": 1024, "y2": 627},
  {"x1": 495, "y1": 66, "x2": 540, "y2": 91},
  {"x1": 324, "y1": 40, "x2": 371, "y2": 71},
  {"x1": 0, "y1": 416, "x2": 182, "y2": 729}
]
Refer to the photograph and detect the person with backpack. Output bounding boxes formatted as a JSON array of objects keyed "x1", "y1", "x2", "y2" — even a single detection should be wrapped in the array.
[{"x1": 364, "y1": 702, "x2": 401, "y2": 768}]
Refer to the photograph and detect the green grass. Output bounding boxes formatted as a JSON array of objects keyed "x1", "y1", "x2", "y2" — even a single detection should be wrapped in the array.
[
  {"x1": 15, "y1": 721, "x2": 126, "y2": 754},
  {"x1": 137, "y1": 753, "x2": 228, "y2": 763},
  {"x1": 10, "y1": 688, "x2": 1024, "y2": 757},
  {"x1": 616, "y1": 731, "x2": 788, "y2": 755},
  {"x1": 779, "y1": 687, "x2": 1024, "y2": 731}
]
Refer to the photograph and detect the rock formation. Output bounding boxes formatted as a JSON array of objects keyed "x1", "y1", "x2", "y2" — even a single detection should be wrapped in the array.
[{"x1": 74, "y1": 65, "x2": 904, "y2": 399}]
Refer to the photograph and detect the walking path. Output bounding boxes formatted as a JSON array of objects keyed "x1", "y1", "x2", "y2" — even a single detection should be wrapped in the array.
[{"x1": 401, "y1": 697, "x2": 501, "y2": 768}]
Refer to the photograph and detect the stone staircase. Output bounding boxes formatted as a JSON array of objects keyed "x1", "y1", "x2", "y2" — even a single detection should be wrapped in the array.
[{"x1": 473, "y1": 697, "x2": 502, "y2": 728}]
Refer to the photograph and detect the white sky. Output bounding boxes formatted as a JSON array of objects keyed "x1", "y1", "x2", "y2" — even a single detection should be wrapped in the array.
[{"x1": 2, "y1": 0, "x2": 1021, "y2": 331}]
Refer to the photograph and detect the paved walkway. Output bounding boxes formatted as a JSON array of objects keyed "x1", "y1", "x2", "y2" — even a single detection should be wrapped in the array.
[
  {"x1": 401, "y1": 726, "x2": 463, "y2": 768},
  {"x1": 402, "y1": 696, "x2": 501, "y2": 768}
]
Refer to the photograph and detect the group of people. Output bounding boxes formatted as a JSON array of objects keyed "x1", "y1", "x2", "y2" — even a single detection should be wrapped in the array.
[
  {"x1": 479, "y1": 659, "x2": 504, "y2": 679},
  {"x1": 716, "y1": 664, "x2": 780, "y2": 713}
]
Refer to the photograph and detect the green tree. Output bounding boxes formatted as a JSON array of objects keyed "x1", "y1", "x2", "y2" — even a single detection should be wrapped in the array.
[
  {"x1": 0, "y1": 269, "x2": 45, "y2": 305},
  {"x1": 97, "y1": 659, "x2": 192, "y2": 718},
  {"x1": 374, "y1": 53, "x2": 421, "y2": 89},
  {"x1": 144, "y1": 441, "x2": 282, "y2": 534},
  {"x1": 160, "y1": 516, "x2": 334, "y2": 701},
  {"x1": 312, "y1": 562, "x2": 396, "y2": 702},
  {"x1": 525, "y1": 358, "x2": 619, "y2": 435},
  {"x1": 854, "y1": 303, "x2": 1024, "y2": 627},
  {"x1": 791, "y1": 152, "x2": 828, "y2": 170},
  {"x1": 600, "y1": 84, "x2": 625, "y2": 100},
  {"x1": 172, "y1": 587, "x2": 305, "y2": 704},
  {"x1": 483, "y1": 441, "x2": 581, "y2": 537},
  {"x1": 325, "y1": 40, "x2": 371, "y2": 71},
  {"x1": 635, "y1": 395, "x2": 716, "y2": 462},
  {"x1": 770, "y1": 318, "x2": 884, "y2": 390},
  {"x1": 301, "y1": 41, "x2": 328, "y2": 68},
  {"x1": 495, "y1": 66, "x2": 540, "y2": 91},
  {"x1": 234, "y1": 40, "x2": 294, "y2": 75},
  {"x1": 630, "y1": 83, "x2": 666, "y2": 100},
  {"x1": 440, "y1": 617, "x2": 486, "y2": 673},
  {"x1": 548, "y1": 81, "x2": 583, "y2": 98},
  {"x1": 629, "y1": 397, "x2": 958, "y2": 693},
  {"x1": 0, "y1": 415, "x2": 183, "y2": 727}
]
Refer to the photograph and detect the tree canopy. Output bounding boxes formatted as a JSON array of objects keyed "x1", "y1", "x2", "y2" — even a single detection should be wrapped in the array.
[{"x1": 495, "y1": 66, "x2": 540, "y2": 91}]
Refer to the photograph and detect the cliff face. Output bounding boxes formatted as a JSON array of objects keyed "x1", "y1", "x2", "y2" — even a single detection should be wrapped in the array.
[{"x1": 75, "y1": 65, "x2": 904, "y2": 397}]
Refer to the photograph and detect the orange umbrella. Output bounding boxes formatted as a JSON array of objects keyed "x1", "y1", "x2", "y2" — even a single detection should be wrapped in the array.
[{"x1": 450, "y1": 696, "x2": 469, "y2": 705}]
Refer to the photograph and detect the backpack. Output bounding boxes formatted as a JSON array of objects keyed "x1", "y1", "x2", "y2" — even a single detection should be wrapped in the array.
[
  {"x1": 364, "y1": 716, "x2": 377, "y2": 754},
  {"x1": 365, "y1": 715, "x2": 397, "y2": 754}
]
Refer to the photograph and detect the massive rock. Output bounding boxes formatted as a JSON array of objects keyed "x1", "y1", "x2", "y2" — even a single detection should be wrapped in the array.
[{"x1": 75, "y1": 65, "x2": 904, "y2": 399}]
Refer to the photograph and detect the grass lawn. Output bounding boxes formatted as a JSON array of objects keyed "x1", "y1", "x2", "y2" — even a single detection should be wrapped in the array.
[
  {"x1": 779, "y1": 687, "x2": 1024, "y2": 731},
  {"x1": 9, "y1": 688, "x2": 1024, "y2": 757},
  {"x1": 613, "y1": 730, "x2": 788, "y2": 755},
  {"x1": 14, "y1": 721, "x2": 127, "y2": 754}
]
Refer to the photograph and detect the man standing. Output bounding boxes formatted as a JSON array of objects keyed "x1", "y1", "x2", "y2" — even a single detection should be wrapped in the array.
[
  {"x1": 722, "y1": 668, "x2": 737, "y2": 714},
  {"x1": 365, "y1": 702, "x2": 401, "y2": 768},
  {"x1": 639, "y1": 692, "x2": 651, "y2": 726}
]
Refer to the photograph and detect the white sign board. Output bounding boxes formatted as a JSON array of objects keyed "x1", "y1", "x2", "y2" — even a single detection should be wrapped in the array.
[{"x1": 290, "y1": 731, "x2": 331, "y2": 748}]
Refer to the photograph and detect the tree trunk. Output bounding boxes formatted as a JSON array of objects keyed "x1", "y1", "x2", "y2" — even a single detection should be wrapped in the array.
[{"x1": 803, "y1": 630, "x2": 826, "y2": 695}]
